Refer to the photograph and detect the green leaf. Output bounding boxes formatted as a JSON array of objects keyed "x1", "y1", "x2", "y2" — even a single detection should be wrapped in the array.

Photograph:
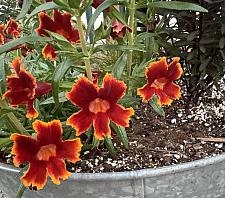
[
  {"x1": 110, "y1": 6, "x2": 127, "y2": 25},
  {"x1": 4, "y1": 113, "x2": 28, "y2": 135},
  {"x1": 16, "y1": 183, "x2": 26, "y2": 198},
  {"x1": 87, "y1": 0, "x2": 117, "y2": 37},
  {"x1": 16, "y1": 0, "x2": 33, "y2": 20},
  {"x1": 104, "y1": 137, "x2": 116, "y2": 158},
  {"x1": 138, "y1": 1, "x2": 208, "y2": 12},
  {"x1": 40, "y1": 92, "x2": 67, "y2": 105},
  {"x1": 95, "y1": 44, "x2": 146, "y2": 52},
  {"x1": 149, "y1": 96, "x2": 165, "y2": 117},
  {"x1": 91, "y1": 136, "x2": 100, "y2": 149},
  {"x1": 28, "y1": 2, "x2": 60, "y2": 19},
  {"x1": 0, "y1": 36, "x2": 51, "y2": 55},
  {"x1": 51, "y1": 59, "x2": 74, "y2": 113},
  {"x1": 112, "y1": 52, "x2": 127, "y2": 79},
  {"x1": 110, "y1": 122, "x2": 128, "y2": 149},
  {"x1": 0, "y1": 137, "x2": 11, "y2": 149}
]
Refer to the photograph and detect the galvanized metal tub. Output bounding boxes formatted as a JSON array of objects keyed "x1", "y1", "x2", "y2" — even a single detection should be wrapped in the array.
[{"x1": 1, "y1": 153, "x2": 225, "y2": 198}]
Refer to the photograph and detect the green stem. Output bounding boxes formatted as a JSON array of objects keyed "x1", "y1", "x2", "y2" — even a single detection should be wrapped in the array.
[
  {"x1": 76, "y1": 16, "x2": 93, "y2": 82},
  {"x1": 127, "y1": 0, "x2": 136, "y2": 88}
]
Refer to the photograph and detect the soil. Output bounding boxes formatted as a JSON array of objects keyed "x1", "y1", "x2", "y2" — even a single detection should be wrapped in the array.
[{"x1": 1, "y1": 79, "x2": 225, "y2": 173}]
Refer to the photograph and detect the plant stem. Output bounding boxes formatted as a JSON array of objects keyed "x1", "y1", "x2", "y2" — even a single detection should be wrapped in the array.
[
  {"x1": 76, "y1": 16, "x2": 93, "y2": 82},
  {"x1": 127, "y1": 0, "x2": 136, "y2": 87}
]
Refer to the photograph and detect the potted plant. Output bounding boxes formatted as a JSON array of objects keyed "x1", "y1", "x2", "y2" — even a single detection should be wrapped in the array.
[{"x1": 1, "y1": 0, "x2": 225, "y2": 197}]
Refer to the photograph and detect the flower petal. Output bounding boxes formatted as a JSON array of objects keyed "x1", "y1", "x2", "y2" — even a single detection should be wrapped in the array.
[
  {"x1": 33, "y1": 120, "x2": 62, "y2": 146},
  {"x1": 155, "y1": 89, "x2": 173, "y2": 106},
  {"x1": 42, "y1": 44, "x2": 57, "y2": 61},
  {"x1": 36, "y1": 10, "x2": 79, "y2": 43},
  {"x1": 108, "y1": 104, "x2": 134, "y2": 127},
  {"x1": 26, "y1": 100, "x2": 39, "y2": 119},
  {"x1": 47, "y1": 157, "x2": 72, "y2": 185},
  {"x1": 53, "y1": 10, "x2": 80, "y2": 43},
  {"x1": 66, "y1": 77, "x2": 98, "y2": 109},
  {"x1": 137, "y1": 84, "x2": 156, "y2": 102},
  {"x1": 6, "y1": 19, "x2": 20, "y2": 38},
  {"x1": 10, "y1": 133, "x2": 39, "y2": 166},
  {"x1": 11, "y1": 57, "x2": 22, "y2": 74},
  {"x1": 167, "y1": 57, "x2": 183, "y2": 81},
  {"x1": 93, "y1": 112, "x2": 111, "y2": 140},
  {"x1": 163, "y1": 82, "x2": 181, "y2": 99},
  {"x1": 99, "y1": 74, "x2": 126, "y2": 104},
  {"x1": 21, "y1": 161, "x2": 47, "y2": 190},
  {"x1": 36, "y1": 12, "x2": 56, "y2": 37},
  {"x1": 66, "y1": 110, "x2": 94, "y2": 136},
  {"x1": 0, "y1": 33, "x2": 4, "y2": 45},
  {"x1": 35, "y1": 81, "x2": 52, "y2": 97},
  {"x1": 57, "y1": 138, "x2": 82, "y2": 163},
  {"x1": 146, "y1": 57, "x2": 168, "y2": 84}
]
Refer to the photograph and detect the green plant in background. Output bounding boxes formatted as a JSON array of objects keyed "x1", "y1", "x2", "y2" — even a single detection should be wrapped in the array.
[{"x1": 0, "y1": 0, "x2": 20, "y2": 22}]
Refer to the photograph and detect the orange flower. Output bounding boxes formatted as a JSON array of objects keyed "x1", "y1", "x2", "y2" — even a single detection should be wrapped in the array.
[
  {"x1": 67, "y1": 74, "x2": 134, "y2": 140},
  {"x1": 2, "y1": 57, "x2": 52, "y2": 119},
  {"x1": 42, "y1": 44, "x2": 57, "y2": 61},
  {"x1": 10, "y1": 120, "x2": 82, "y2": 190},
  {"x1": 6, "y1": 19, "x2": 21, "y2": 38},
  {"x1": 111, "y1": 19, "x2": 132, "y2": 40},
  {"x1": 0, "y1": 24, "x2": 6, "y2": 45},
  {"x1": 36, "y1": 10, "x2": 79, "y2": 43},
  {"x1": 137, "y1": 57, "x2": 183, "y2": 106}
]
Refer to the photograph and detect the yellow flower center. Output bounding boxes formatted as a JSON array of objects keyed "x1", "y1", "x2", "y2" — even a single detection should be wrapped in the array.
[
  {"x1": 89, "y1": 98, "x2": 110, "y2": 114},
  {"x1": 152, "y1": 78, "x2": 167, "y2": 90},
  {"x1": 36, "y1": 144, "x2": 57, "y2": 161}
]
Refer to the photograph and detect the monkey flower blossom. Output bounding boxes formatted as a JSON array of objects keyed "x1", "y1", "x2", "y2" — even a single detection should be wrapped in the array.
[
  {"x1": 10, "y1": 120, "x2": 82, "y2": 190},
  {"x1": 66, "y1": 74, "x2": 134, "y2": 140},
  {"x1": 6, "y1": 19, "x2": 21, "y2": 38},
  {"x1": 111, "y1": 19, "x2": 132, "y2": 40},
  {"x1": 2, "y1": 57, "x2": 52, "y2": 119},
  {"x1": 137, "y1": 57, "x2": 183, "y2": 106},
  {"x1": 36, "y1": 10, "x2": 80, "y2": 61}
]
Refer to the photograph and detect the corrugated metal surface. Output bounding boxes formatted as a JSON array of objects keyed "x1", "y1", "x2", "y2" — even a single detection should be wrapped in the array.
[{"x1": 1, "y1": 153, "x2": 225, "y2": 198}]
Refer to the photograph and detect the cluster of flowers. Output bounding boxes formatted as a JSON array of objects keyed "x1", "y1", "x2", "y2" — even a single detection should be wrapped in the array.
[{"x1": 1, "y1": 8, "x2": 183, "y2": 191}]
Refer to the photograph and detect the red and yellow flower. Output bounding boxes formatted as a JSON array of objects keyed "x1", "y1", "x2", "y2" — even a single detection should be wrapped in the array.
[
  {"x1": 10, "y1": 120, "x2": 82, "y2": 190},
  {"x1": 6, "y1": 19, "x2": 21, "y2": 38},
  {"x1": 137, "y1": 57, "x2": 183, "y2": 106},
  {"x1": 111, "y1": 19, "x2": 132, "y2": 40},
  {"x1": 66, "y1": 74, "x2": 134, "y2": 140},
  {"x1": 42, "y1": 44, "x2": 57, "y2": 61},
  {"x1": 2, "y1": 57, "x2": 51, "y2": 119},
  {"x1": 36, "y1": 10, "x2": 79, "y2": 61},
  {"x1": 0, "y1": 19, "x2": 21, "y2": 45}
]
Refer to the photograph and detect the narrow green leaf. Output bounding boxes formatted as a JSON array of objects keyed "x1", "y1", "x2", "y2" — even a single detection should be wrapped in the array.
[
  {"x1": 16, "y1": 183, "x2": 26, "y2": 198},
  {"x1": 95, "y1": 44, "x2": 146, "y2": 52},
  {"x1": 28, "y1": 2, "x2": 60, "y2": 19},
  {"x1": 149, "y1": 96, "x2": 165, "y2": 117},
  {"x1": 87, "y1": 0, "x2": 117, "y2": 37},
  {"x1": 16, "y1": 0, "x2": 33, "y2": 20},
  {"x1": 40, "y1": 92, "x2": 67, "y2": 105},
  {"x1": 110, "y1": 122, "x2": 128, "y2": 149},
  {"x1": 139, "y1": 1, "x2": 208, "y2": 12},
  {"x1": 110, "y1": 6, "x2": 127, "y2": 25},
  {"x1": 52, "y1": 59, "x2": 74, "y2": 113},
  {"x1": 91, "y1": 136, "x2": 100, "y2": 149},
  {"x1": 0, "y1": 36, "x2": 51, "y2": 55},
  {"x1": 0, "y1": 137, "x2": 11, "y2": 149},
  {"x1": 4, "y1": 113, "x2": 28, "y2": 135},
  {"x1": 112, "y1": 52, "x2": 127, "y2": 79},
  {"x1": 104, "y1": 137, "x2": 116, "y2": 158}
]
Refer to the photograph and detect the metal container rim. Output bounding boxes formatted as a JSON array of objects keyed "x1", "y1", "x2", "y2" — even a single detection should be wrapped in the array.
[{"x1": 1, "y1": 153, "x2": 225, "y2": 181}]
